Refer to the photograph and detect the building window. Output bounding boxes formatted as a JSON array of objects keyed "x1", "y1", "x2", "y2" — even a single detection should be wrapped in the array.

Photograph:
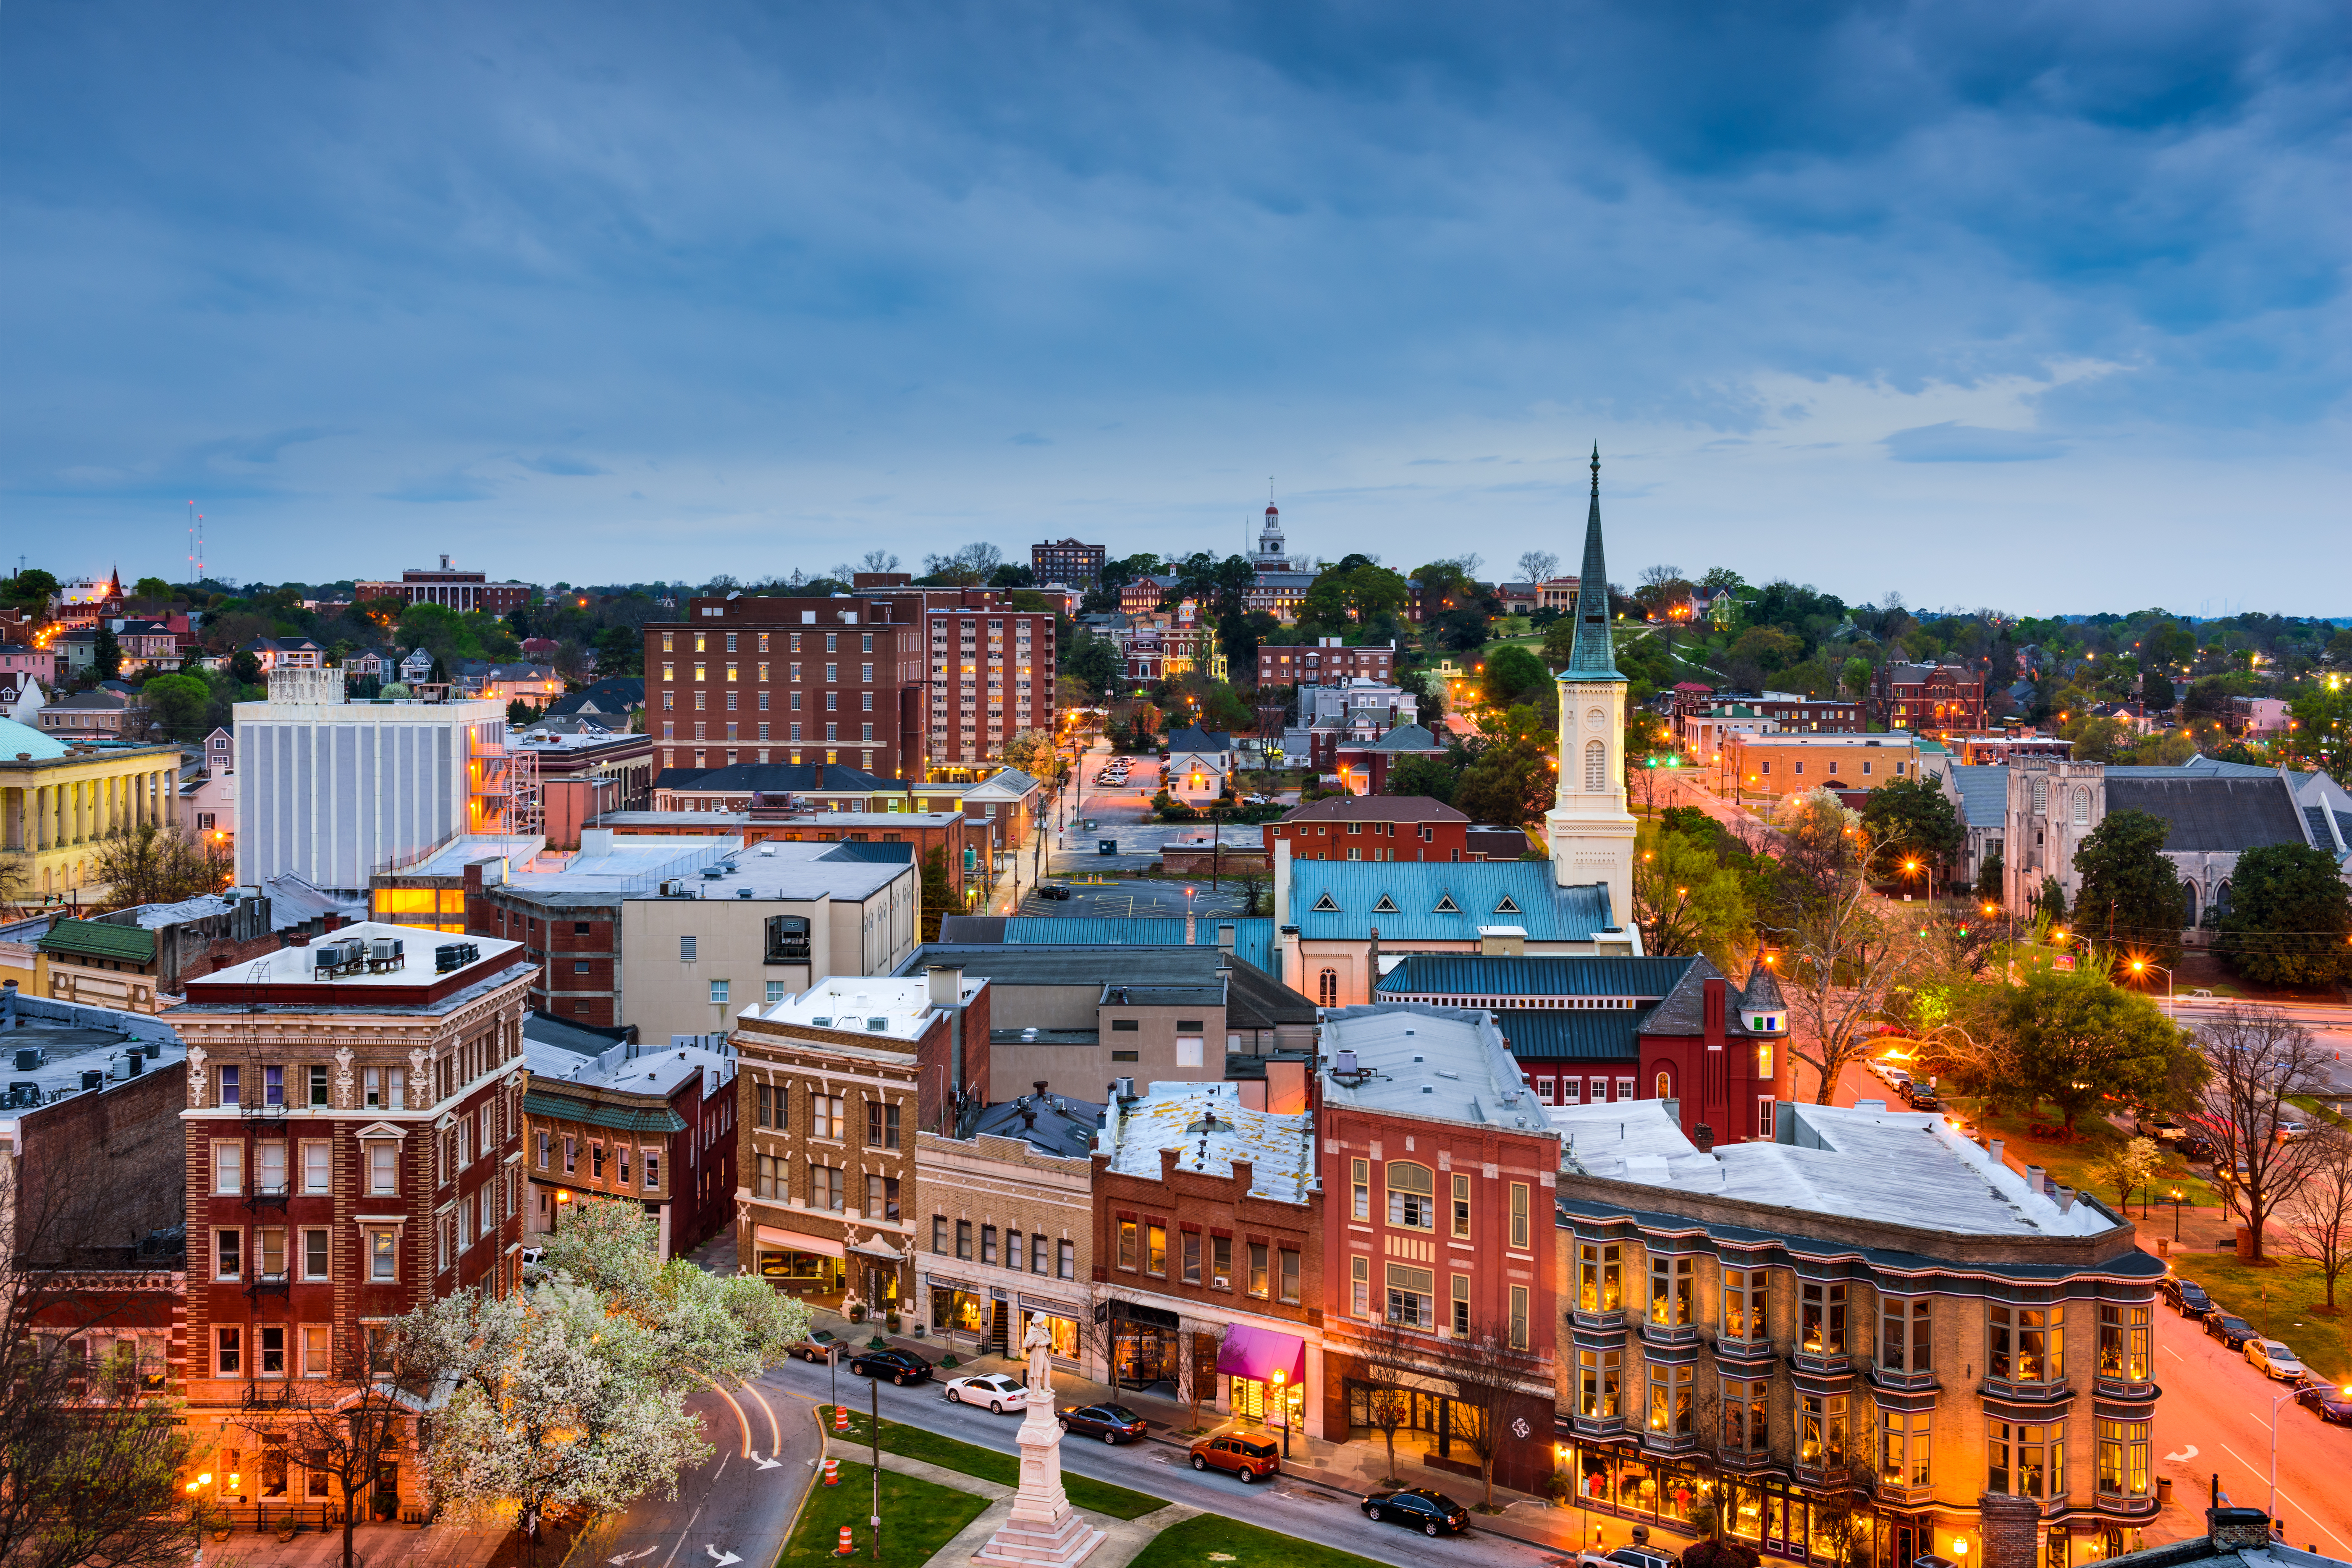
[
  {"x1": 866, "y1": 1101, "x2": 902, "y2": 1149},
  {"x1": 217, "y1": 1326, "x2": 242, "y2": 1377},
  {"x1": 957, "y1": 1219, "x2": 973, "y2": 1261},
  {"x1": 563, "y1": 1137, "x2": 577, "y2": 1175},
  {"x1": 1144, "y1": 1222, "x2": 1167, "y2": 1275},
  {"x1": 308, "y1": 1064, "x2": 330, "y2": 1107},
  {"x1": 1181, "y1": 1230, "x2": 1201, "y2": 1285},
  {"x1": 1057, "y1": 1240, "x2": 1075, "y2": 1280},
  {"x1": 1386, "y1": 1263, "x2": 1434, "y2": 1327},
  {"x1": 367, "y1": 1228, "x2": 398, "y2": 1282},
  {"x1": 812, "y1": 1094, "x2": 844, "y2": 1139},
  {"x1": 1756, "y1": 1096, "x2": 1776, "y2": 1138},
  {"x1": 1248, "y1": 1241, "x2": 1270, "y2": 1298},
  {"x1": 2098, "y1": 1419, "x2": 2150, "y2": 1499},
  {"x1": 1989, "y1": 1304, "x2": 2064, "y2": 1383},
  {"x1": 1800, "y1": 1281, "x2": 1847, "y2": 1354},
  {"x1": 1005, "y1": 1230, "x2": 1025, "y2": 1273},
  {"x1": 1988, "y1": 1420, "x2": 2064, "y2": 1500},
  {"x1": 1647, "y1": 1362, "x2": 1693, "y2": 1436},
  {"x1": 1317, "y1": 968, "x2": 1338, "y2": 1006},
  {"x1": 1650, "y1": 1255, "x2": 1694, "y2": 1327},
  {"x1": 302, "y1": 1324, "x2": 331, "y2": 1379},
  {"x1": 1211, "y1": 1235, "x2": 1232, "y2": 1290},
  {"x1": 1114, "y1": 1220, "x2": 1135, "y2": 1271},
  {"x1": 215, "y1": 1228, "x2": 242, "y2": 1281},
  {"x1": 981, "y1": 1224, "x2": 999, "y2": 1265},
  {"x1": 1881, "y1": 1298, "x2": 1932, "y2": 1371},
  {"x1": 1386, "y1": 1161, "x2": 1435, "y2": 1229},
  {"x1": 303, "y1": 1228, "x2": 330, "y2": 1280},
  {"x1": 1279, "y1": 1248, "x2": 1301, "y2": 1304},
  {"x1": 811, "y1": 1165, "x2": 844, "y2": 1211},
  {"x1": 1351, "y1": 1158, "x2": 1370, "y2": 1221},
  {"x1": 1452, "y1": 1173, "x2": 1472, "y2": 1239},
  {"x1": 590, "y1": 1141, "x2": 605, "y2": 1180},
  {"x1": 1721, "y1": 1266, "x2": 1766, "y2": 1340},
  {"x1": 2098, "y1": 1303, "x2": 2151, "y2": 1382},
  {"x1": 1577, "y1": 1348, "x2": 1621, "y2": 1418},
  {"x1": 1880, "y1": 1410, "x2": 1930, "y2": 1487},
  {"x1": 1351, "y1": 1256, "x2": 1371, "y2": 1318},
  {"x1": 366, "y1": 1142, "x2": 398, "y2": 1196},
  {"x1": 1576, "y1": 1243, "x2": 1622, "y2": 1313},
  {"x1": 932, "y1": 1216, "x2": 947, "y2": 1255},
  {"x1": 1508, "y1": 1182, "x2": 1530, "y2": 1249},
  {"x1": 708, "y1": 979, "x2": 729, "y2": 1005},
  {"x1": 212, "y1": 1139, "x2": 243, "y2": 1196},
  {"x1": 1801, "y1": 1393, "x2": 1849, "y2": 1468},
  {"x1": 1721, "y1": 1377, "x2": 1768, "y2": 1453}
]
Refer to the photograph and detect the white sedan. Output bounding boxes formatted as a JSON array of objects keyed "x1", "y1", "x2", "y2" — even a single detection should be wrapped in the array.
[
  {"x1": 943, "y1": 1372, "x2": 1033, "y2": 1413},
  {"x1": 2247, "y1": 1339, "x2": 2306, "y2": 1382}
]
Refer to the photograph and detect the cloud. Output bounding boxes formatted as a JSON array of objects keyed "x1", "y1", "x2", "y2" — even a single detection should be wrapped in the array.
[
  {"x1": 1882, "y1": 423, "x2": 2067, "y2": 463},
  {"x1": 517, "y1": 452, "x2": 608, "y2": 475},
  {"x1": 381, "y1": 469, "x2": 496, "y2": 503},
  {"x1": 1006, "y1": 433, "x2": 1051, "y2": 447}
]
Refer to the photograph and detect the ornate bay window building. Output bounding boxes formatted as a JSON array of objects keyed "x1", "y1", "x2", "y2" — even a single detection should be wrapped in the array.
[{"x1": 1553, "y1": 1099, "x2": 2162, "y2": 1568}]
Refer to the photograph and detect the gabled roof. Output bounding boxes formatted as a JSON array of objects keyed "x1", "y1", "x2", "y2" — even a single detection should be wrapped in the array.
[
  {"x1": 2105, "y1": 776, "x2": 2307, "y2": 853},
  {"x1": 1280, "y1": 796, "x2": 1468, "y2": 826},
  {"x1": 1351, "y1": 724, "x2": 1441, "y2": 753},
  {"x1": 37, "y1": 918, "x2": 157, "y2": 965},
  {"x1": 1645, "y1": 954, "x2": 1752, "y2": 1037},
  {"x1": 1947, "y1": 764, "x2": 2010, "y2": 829},
  {"x1": 1291, "y1": 862, "x2": 1616, "y2": 942},
  {"x1": 1165, "y1": 726, "x2": 1232, "y2": 753}
]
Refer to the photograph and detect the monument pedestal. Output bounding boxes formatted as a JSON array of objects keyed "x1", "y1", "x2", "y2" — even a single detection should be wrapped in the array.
[{"x1": 972, "y1": 1406, "x2": 1106, "y2": 1567}]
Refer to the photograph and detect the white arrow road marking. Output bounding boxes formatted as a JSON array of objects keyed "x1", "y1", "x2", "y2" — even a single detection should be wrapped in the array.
[
  {"x1": 705, "y1": 1550, "x2": 742, "y2": 1567},
  {"x1": 609, "y1": 1549, "x2": 659, "y2": 1565},
  {"x1": 2163, "y1": 1445, "x2": 2199, "y2": 1462},
  {"x1": 754, "y1": 1453, "x2": 781, "y2": 1470}
]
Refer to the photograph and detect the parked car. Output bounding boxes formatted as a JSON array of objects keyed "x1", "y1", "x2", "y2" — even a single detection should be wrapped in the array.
[
  {"x1": 1363, "y1": 1487, "x2": 1471, "y2": 1538},
  {"x1": 2176, "y1": 1133, "x2": 2218, "y2": 1163},
  {"x1": 944, "y1": 1372, "x2": 1031, "y2": 1412},
  {"x1": 1877, "y1": 1063, "x2": 1913, "y2": 1087},
  {"x1": 847, "y1": 1348, "x2": 934, "y2": 1385},
  {"x1": 1188, "y1": 1434, "x2": 1280, "y2": 1483},
  {"x1": 2247, "y1": 1339, "x2": 2306, "y2": 1382},
  {"x1": 2161, "y1": 1277, "x2": 2214, "y2": 1316},
  {"x1": 787, "y1": 1328, "x2": 843, "y2": 1363},
  {"x1": 2204, "y1": 1313, "x2": 2261, "y2": 1351},
  {"x1": 2295, "y1": 1385, "x2": 2352, "y2": 1425},
  {"x1": 1059, "y1": 1403, "x2": 1148, "y2": 1444},
  {"x1": 1035, "y1": 884, "x2": 1073, "y2": 901},
  {"x1": 1578, "y1": 1547, "x2": 1678, "y2": 1568},
  {"x1": 1901, "y1": 1082, "x2": 1943, "y2": 1111}
]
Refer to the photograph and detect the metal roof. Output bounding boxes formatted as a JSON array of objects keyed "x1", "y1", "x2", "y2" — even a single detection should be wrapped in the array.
[
  {"x1": 519, "y1": 1090, "x2": 687, "y2": 1134},
  {"x1": 37, "y1": 919, "x2": 157, "y2": 965},
  {"x1": 1946, "y1": 764, "x2": 2010, "y2": 829},
  {"x1": 1293, "y1": 863, "x2": 1616, "y2": 941},
  {"x1": 1488, "y1": 1009, "x2": 1651, "y2": 1060},
  {"x1": 1377, "y1": 954, "x2": 1696, "y2": 998},
  {"x1": 2105, "y1": 777, "x2": 2307, "y2": 853},
  {"x1": 973, "y1": 915, "x2": 1277, "y2": 975}
]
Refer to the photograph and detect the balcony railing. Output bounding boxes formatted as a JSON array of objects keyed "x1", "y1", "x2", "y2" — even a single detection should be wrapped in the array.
[{"x1": 245, "y1": 1270, "x2": 291, "y2": 1300}]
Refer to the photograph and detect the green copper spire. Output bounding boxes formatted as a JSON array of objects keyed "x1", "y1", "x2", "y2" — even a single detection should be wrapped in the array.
[{"x1": 1568, "y1": 444, "x2": 1623, "y2": 679}]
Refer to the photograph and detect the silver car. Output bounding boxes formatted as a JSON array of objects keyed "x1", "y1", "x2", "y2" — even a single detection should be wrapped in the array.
[{"x1": 2247, "y1": 1339, "x2": 2305, "y2": 1382}]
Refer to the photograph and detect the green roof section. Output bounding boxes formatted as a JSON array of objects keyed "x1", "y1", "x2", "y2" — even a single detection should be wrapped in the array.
[
  {"x1": 521, "y1": 1089, "x2": 687, "y2": 1135},
  {"x1": 37, "y1": 919, "x2": 157, "y2": 965}
]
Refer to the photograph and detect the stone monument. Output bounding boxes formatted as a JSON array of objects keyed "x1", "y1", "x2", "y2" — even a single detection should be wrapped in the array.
[{"x1": 972, "y1": 1317, "x2": 1106, "y2": 1566}]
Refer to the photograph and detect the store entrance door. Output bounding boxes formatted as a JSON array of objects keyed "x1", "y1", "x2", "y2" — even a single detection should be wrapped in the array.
[{"x1": 989, "y1": 1298, "x2": 1009, "y2": 1355}]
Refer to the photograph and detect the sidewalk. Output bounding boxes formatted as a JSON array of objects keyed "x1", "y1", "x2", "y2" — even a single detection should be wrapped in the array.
[
  {"x1": 186, "y1": 1520, "x2": 508, "y2": 1568},
  {"x1": 795, "y1": 1304, "x2": 1657, "y2": 1560}
]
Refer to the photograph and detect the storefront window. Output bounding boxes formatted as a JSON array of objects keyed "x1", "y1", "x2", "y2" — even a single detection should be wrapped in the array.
[
  {"x1": 1023, "y1": 1310, "x2": 1078, "y2": 1361},
  {"x1": 1731, "y1": 1483, "x2": 1764, "y2": 1541},
  {"x1": 1616, "y1": 1458, "x2": 1657, "y2": 1515}
]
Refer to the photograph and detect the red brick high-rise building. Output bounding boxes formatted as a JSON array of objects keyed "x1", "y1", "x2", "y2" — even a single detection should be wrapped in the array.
[{"x1": 168, "y1": 925, "x2": 531, "y2": 1519}]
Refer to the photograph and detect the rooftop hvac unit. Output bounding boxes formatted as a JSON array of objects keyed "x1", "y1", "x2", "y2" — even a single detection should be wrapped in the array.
[
  {"x1": 866, "y1": 1017, "x2": 889, "y2": 1031},
  {"x1": 124, "y1": 1054, "x2": 143, "y2": 1076},
  {"x1": 736, "y1": 888, "x2": 753, "y2": 899},
  {"x1": 701, "y1": 866, "x2": 725, "y2": 879},
  {"x1": 435, "y1": 944, "x2": 467, "y2": 973},
  {"x1": 369, "y1": 938, "x2": 405, "y2": 970},
  {"x1": 13, "y1": 1048, "x2": 39, "y2": 1072},
  {"x1": 81, "y1": 1070, "x2": 104, "y2": 1091},
  {"x1": 8, "y1": 1082, "x2": 39, "y2": 1108},
  {"x1": 1115, "y1": 1076, "x2": 1136, "y2": 1100}
]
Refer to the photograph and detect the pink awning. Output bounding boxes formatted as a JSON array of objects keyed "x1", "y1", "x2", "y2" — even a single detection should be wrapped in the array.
[{"x1": 1215, "y1": 1322, "x2": 1306, "y2": 1385}]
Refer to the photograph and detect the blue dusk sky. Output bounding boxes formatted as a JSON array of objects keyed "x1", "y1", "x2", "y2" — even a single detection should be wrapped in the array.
[{"x1": 1, "y1": 2, "x2": 2345, "y2": 614}]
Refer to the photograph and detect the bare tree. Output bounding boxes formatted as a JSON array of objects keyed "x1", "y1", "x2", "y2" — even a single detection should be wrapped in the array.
[
  {"x1": 88, "y1": 822, "x2": 225, "y2": 910},
  {"x1": 233, "y1": 1339, "x2": 421, "y2": 1568},
  {"x1": 2197, "y1": 1004, "x2": 2331, "y2": 1259},
  {"x1": 1350, "y1": 1321, "x2": 1421, "y2": 1486},
  {"x1": 1766, "y1": 791, "x2": 1928, "y2": 1104},
  {"x1": 1434, "y1": 1323, "x2": 1544, "y2": 1512},
  {"x1": 1172, "y1": 1323, "x2": 1225, "y2": 1436},
  {"x1": 1515, "y1": 550, "x2": 1560, "y2": 588},
  {"x1": 2276, "y1": 1127, "x2": 2352, "y2": 1308},
  {"x1": 860, "y1": 550, "x2": 901, "y2": 574}
]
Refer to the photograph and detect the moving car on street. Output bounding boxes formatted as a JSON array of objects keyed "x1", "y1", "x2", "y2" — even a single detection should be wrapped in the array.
[
  {"x1": 943, "y1": 1372, "x2": 1031, "y2": 1412},
  {"x1": 2203, "y1": 1312, "x2": 2261, "y2": 1351},
  {"x1": 848, "y1": 1348, "x2": 935, "y2": 1385},
  {"x1": 1363, "y1": 1487, "x2": 1471, "y2": 1538},
  {"x1": 2247, "y1": 1339, "x2": 2306, "y2": 1382},
  {"x1": 1188, "y1": 1434, "x2": 1281, "y2": 1483},
  {"x1": 1059, "y1": 1403, "x2": 1149, "y2": 1443}
]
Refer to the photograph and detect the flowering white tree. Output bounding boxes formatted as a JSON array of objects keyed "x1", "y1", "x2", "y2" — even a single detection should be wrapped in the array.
[{"x1": 397, "y1": 1198, "x2": 807, "y2": 1556}]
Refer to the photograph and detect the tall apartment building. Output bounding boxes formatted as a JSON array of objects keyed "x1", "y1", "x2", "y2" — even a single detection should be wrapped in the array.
[
  {"x1": 1256, "y1": 640, "x2": 1397, "y2": 687},
  {"x1": 169, "y1": 925, "x2": 532, "y2": 1520},
  {"x1": 1030, "y1": 538, "x2": 1106, "y2": 589},
  {"x1": 355, "y1": 558, "x2": 532, "y2": 616},
  {"x1": 233, "y1": 667, "x2": 512, "y2": 894},
  {"x1": 643, "y1": 589, "x2": 1055, "y2": 781}
]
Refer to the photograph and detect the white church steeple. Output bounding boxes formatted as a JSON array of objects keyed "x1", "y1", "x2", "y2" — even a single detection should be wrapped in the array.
[{"x1": 1545, "y1": 446, "x2": 1638, "y2": 939}]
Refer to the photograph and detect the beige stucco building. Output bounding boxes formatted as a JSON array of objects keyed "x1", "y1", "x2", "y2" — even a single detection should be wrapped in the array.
[{"x1": 912, "y1": 1089, "x2": 1100, "y2": 1372}]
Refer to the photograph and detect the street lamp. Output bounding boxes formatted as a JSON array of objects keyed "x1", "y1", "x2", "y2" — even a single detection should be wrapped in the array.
[
  {"x1": 2170, "y1": 1188, "x2": 2184, "y2": 1242},
  {"x1": 2129, "y1": 958, "x2": 2176, "y2": 1018},
  {"x1": 2268, "y1": 1385, "x2": 2350, "y2": 1522},
  {"x1": 1271, "y1": 1368, "x2": 1292, "y2": 1458}
]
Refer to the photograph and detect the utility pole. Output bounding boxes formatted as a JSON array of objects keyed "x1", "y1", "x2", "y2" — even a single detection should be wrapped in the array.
[{"x1": 870, "y1": 1373, "x2": 882, "y2": 1560}]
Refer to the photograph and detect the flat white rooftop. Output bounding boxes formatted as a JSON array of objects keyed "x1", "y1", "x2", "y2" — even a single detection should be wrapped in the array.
[
  {"x1": 742, "y1": 973, "x2": 982, "y2": 1042},
  {"x1": 211, "y1": 921, "x2": 525, "y2": 990},
  {"x1": 1554, "y1": 1099, "x2": 2114, "y2": 1238},
  {"x1": 1319, "y1": 1003, "x2": 1554, "y2": 1135}
]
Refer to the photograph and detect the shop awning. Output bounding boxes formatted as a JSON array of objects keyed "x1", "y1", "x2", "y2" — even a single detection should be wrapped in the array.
[
  {"x1": 849, "y1": 1236, "x2": 905, "y2": 1263},
  {"x1": 754, "y1": 1225, "x2": 844, "y2": 1258},
  {"x1": 1216, "y1": 1323, "x2": 1306, "y2": 1384}
]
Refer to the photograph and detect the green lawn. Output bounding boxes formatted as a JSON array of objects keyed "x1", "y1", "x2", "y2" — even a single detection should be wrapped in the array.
[
  {"x1": 818, "y1": 1406, "x2": 1169, "y2": 1521},
  {"x1": 1125, "y1": 1513, "x2": 1393, "y2": 1568},
  {"x1": 2176, "y1": 1255, "x2": 2352, "y2": 1385},
  {"x1": 781, "y1": 1461, "x2": 986, "y2": 1567}
]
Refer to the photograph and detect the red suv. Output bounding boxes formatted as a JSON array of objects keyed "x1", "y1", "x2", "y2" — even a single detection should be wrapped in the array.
[{"x1": 1189, "y1": 1434, "x2": 1281, "y2": 1483}]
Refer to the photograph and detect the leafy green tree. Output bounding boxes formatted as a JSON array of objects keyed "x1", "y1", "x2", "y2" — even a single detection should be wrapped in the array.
[
  {"x1": 2218, "y1": 842, "x2": 2352, "y2": 985},
  {"x1": 2070, "y1": 809, "x2": 2187, "y2": 968},
  {"x1": 1380, "y1": 753, "x2": 1459, "y2": 805},
  {"x1": 1539, "y1": 616, "x2": 1579, "y2": 669},
  {"x1": 1634, "y1": 821, "x2": 1754, "y2": 970},
  {"x1": 92, "y1": 627, "x2": 121, "y2": 680},
  {"x1": 2037, "y1": 875, "x2": 2067, "y2": 921},
  {"x1": 1065, "y1": 633, "x2": 1123, "y2": 703},
  {"x1": 1997, "y1": 968, "x2": 2191, "y2": 1137},
  {"x1": 919, "y1": 846, "x2": 957, "y2": 939},
  {"x1": 2285, "y1": 677, "x2": 2352, "y2": 784},
  {"x1": 1840, "y1": 656, "x2": 1872, "y2": 701},
  {"x1": 1431, "y1": 603, "x2": 1491, "y2": 652},
  {"x1": 1729, "y1": 625, "x2": 1802, "y2": 673},
  {"x1": 1858, "y1": 776, "x2": 1965, "y2": 886},
  {"x1": 140, "y1": 672, "x2": 210, "y2": 740},
  {"x1": 6, "y1": 567, "x2": 59, "y2": 608},
  {"x1": 1975, "y1": 849, "x2": 2003, "y2": 904},
  {"x1": 1481, "y1": 645, "x2": 1550, "y2": 709},
  {"x1": 130, "y1": 575, "x2": 173, "y2": 600}
]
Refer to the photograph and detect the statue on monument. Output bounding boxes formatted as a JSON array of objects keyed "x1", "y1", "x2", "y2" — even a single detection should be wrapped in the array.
[{"x1": 1022, "y1": 1314, "x2": 1055, "y2": 1399}]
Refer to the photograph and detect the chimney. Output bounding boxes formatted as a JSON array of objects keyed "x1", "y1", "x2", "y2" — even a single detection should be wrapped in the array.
[
  {"x1": 1033, "y1": 1080, "x2": 1049, "y2": 1099},
  {"x1": 927, "y1": 965, "x2": 963, "y2": 1007},
  {"x1": 2205, "y1": 1495, "x2": 2273, "y2": 1552},
  {"x1": 1694, "y1": 1124, "x2": 1715, "y2": 1154},
  {"x1": 1988, "y1": 1137, "x2": 2005, "y2": 1167},
  {"x1": 2025, "y1": 1164, "x2": 2046, "y2": 1195},
  {"x1": 1160, "y1": 1146, "x2": 1180, "y2": 1184},
  {"x1": 1978, "y1": 1493, "x2": 2041, "y2": 1568}
]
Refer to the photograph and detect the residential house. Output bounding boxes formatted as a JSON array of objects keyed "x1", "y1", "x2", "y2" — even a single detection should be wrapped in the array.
[
  {"x1": 36, "y1": 687, "x2": 148, "y2": 741},
  {"x1": 545, "y1": 676, "x2": 645, "y2": 725},
  {"x1": 242, "y1": 636, "x2": 325, "y2": 673},
  {"x1": 731, "y1": 968, "x2": 992, "y2": 1309},
  {"x1": 1331, "y1": 723, "x2": 1445, "y2": 795},
  {"x1": 1164, "y1": 727, "x2": 1235, "y2": 806},
  {"x1": 521, "y1": 1015, "x2": 737, "y2": 1258},
  {"x1": 396, "y1": 648, "x2": 436, "y2": 684},
  {"x1": 183, "y1": 727, "x2": 237, "y2": 847}
]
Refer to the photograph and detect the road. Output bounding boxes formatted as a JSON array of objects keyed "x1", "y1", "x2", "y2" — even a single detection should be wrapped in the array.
[
  {"x1": 593, "y1": 1378, "x2": 814, "y2": 1568},
  {"x1": 2152, "y1": 1290, "x2": 2352, "y2": 1553},
  {"x1": 753, "y1": 1353, "x2": 1570, "y2": 1568},
  {"x1": 2162, "y1": 997, "x2": 2352, "y2": 1103}
]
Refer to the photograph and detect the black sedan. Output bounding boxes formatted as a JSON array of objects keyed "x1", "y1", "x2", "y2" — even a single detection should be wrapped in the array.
[
  {"x1": 1059, "y1": 1403, "x2": 1149, "y2": 1444},
  {"x1": 2204, "y1": 1312, "x2": 2261, "y2": 1351},
  {"x1": 847, "y1": 1348, "x2": 934, "y2": 1385},
  {"x1": 1035, "y1": 884, "x2": 1073, "y2": 901},
  {"x1": 1901, "y1": 1083, "x2": 1943, "y2": 1111},
  {"x1": 2295, "y1": 1385, "x2": 2352, "y2": 1425},
  {"x1": 2161, "y1": 1277, "x2": 2214, "y2": 1316},
  {"x1": 1363, "y1": 1487, "x2": 1471, "y2": 1538}
]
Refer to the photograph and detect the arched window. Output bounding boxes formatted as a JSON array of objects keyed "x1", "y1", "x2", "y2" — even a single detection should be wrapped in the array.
[
  {"x1": 2183, "y1": 884, "x2": 2199, "y2": 927},
  {"x1": 1386, "y1": 1162, "x2": 1435, "y2": 1229},
  {"x1": 2071, "y1": 788, "x2": 2091, "y2": 825},
  {"x1": 1655, "y1": 1070, "x2": 1674, "y2": 1101},
  {"x1": 2030, "y1": 777, "x2": 2047, "y2": 815},
  {"x1": 1317, "y1": 968, "x2": 1339, "y2": 1006},
  {"x1": 1585, "y1": 738, "x2": 1606, "y2": 792},
  {"x1": 2215, "y1": 880, "x2": 2233, "y2": 916}
]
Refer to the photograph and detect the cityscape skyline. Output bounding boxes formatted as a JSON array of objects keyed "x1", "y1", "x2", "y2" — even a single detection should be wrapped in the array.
[{"x1": 2, "y1": 2, "x2": 2344, "y2": 611}]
